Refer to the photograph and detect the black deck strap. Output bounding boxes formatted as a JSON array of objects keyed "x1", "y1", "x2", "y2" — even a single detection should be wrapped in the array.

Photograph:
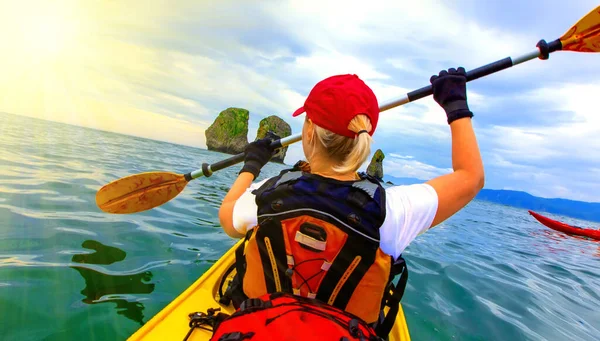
[
  {"x1": 375, "y1": 258, "x2": 408, "y2": 338},
  {"x1": 536, "y1": 39, "x2": 550, "y2": 60}
]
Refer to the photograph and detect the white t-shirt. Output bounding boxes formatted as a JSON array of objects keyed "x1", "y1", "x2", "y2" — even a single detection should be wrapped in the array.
[{"x1": 232, "y1": 178, "x2": 438, "y2": 259}]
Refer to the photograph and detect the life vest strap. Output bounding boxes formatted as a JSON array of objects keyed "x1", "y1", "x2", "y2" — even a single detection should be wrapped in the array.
[
  {"x1": 255, "y1": 219, "x2": 292, "y2": 293},
  {"x1": 315, "y1": 233, "x2": 377, "y2": 310},
  {"x1": 234, "y1": 231, "x2": 251, "y2": 288},
  {"x1": 374, "y1": 257, "x2": 408, "y2": 338},
  {"x1": 217, "y1": 263, "x2": 237, "y2": 306}
]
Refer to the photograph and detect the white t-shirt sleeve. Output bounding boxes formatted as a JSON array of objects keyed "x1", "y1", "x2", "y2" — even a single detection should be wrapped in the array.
[
  {"x1": 379, "y1": 184, "x2": 438, "y2": 259},
  {"x1": 232, "y1": 178, "x2": 269, "y2": 234}
]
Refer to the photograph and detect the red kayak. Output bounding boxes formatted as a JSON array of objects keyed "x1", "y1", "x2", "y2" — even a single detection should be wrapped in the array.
[{"x1": 528, "y1": 210, "x2": 600, "y2": 240}]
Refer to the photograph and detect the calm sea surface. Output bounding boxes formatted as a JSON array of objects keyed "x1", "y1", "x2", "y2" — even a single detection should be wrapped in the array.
[{"x1": 1, "y1": 112, "x2": 599, "y2": 340}]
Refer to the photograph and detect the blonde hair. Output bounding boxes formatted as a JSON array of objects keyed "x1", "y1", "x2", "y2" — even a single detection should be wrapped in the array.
[{"x1": 313, "y1": 115, "x2": 373, "y2": 174}]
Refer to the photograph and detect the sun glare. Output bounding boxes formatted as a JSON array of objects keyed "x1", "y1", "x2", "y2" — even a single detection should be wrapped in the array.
[
  {"x1": 0, "y1": 1, "x2": 93, "y2": 124},
  {"x1": 22, "y1": 13, "x2": 77, "y2": 60},
  {"x1": 0, "y1": 1, "x2": 82, "y2": 64}
]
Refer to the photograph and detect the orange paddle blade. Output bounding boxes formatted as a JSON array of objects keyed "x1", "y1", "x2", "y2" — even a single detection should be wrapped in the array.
[
  {"x1": 560, "y1": 6, "x2": 600, "y2": 52},
  {"x1": 96, "y1": 172, "x2": 188, "y2": 214}
]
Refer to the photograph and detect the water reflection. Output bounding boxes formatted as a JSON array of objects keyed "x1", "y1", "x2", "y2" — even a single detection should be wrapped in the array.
[
  {"x1": 531, "y1": 229, "x2": 600, "y2": 258},
  {"x1": 70, "y1": 240, "x2": 155, "y2": 325}
]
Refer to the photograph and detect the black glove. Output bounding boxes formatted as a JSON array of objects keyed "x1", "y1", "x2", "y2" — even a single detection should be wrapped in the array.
[
  {"x1": 430, "y1": 67, "x2": 474, "y2": 124},
  {"x1": 240, "y1": 131, "x2": 280, "y2": 180}
]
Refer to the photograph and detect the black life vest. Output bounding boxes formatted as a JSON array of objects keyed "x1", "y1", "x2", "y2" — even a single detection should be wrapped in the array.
[{"x1": 229, "y1": 162, "x2": 408, "y2": 337}]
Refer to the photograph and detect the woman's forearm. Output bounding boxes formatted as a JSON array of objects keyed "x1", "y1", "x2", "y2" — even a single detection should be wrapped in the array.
[{"x1": 450, "y1": 118, "x2": 484, "y2": 184}]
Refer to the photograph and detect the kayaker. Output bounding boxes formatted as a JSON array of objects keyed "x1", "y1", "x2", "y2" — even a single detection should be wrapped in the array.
[{"x1": 218, "y1": 69, "x2": 484, "y2": 337}]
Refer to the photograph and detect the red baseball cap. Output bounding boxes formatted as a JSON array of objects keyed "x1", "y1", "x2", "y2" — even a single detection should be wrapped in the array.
[{"x1": 292, "y1": 74, "x2": 379, "y2": 138}]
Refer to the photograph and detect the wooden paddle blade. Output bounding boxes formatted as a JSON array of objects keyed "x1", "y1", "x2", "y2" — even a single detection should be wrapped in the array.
[
  {"x1": 560, "y1": 6, "x2": 600, "y2": 52},
  {"x1": 96, "y1": 172, "x2": 188, "y2": 214}
]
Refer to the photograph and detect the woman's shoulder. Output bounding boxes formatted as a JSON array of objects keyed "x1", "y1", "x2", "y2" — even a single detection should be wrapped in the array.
[{"x1": 384, "y1": 183, "x2": 438, "y2": 209}]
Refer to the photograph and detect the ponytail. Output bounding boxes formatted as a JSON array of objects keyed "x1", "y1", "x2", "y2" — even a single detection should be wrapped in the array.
[{"x1": 313, "y1": 115, "x2": 373, "y2": 174}]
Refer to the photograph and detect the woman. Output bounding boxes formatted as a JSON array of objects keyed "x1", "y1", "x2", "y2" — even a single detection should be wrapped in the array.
[{"x1": 218, "y1": 69, "x2": 484, "y2": 337}]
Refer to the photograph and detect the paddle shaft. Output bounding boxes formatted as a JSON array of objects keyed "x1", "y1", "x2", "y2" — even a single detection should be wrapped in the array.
[
  {"x1": 185, "y1": 38, "x2": 564, "y2": 181},
  {"x1": 381, "y1": 39, "x2": 563, "y2": 110}
]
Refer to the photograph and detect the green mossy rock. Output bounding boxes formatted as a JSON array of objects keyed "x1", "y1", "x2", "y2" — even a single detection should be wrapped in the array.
[
  {"x1": 256, "y1": 115, "x2": 292, "y2": 163},
  {"x1": 366, "y1": 149, "x2": 385, "y2": 180},
  {"x1": 205, "y1": 108, "x2": 249, "y2": 154}
]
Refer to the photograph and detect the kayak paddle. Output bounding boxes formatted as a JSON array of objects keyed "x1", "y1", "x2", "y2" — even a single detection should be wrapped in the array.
[
  {"x1": 96, "y1": 5, "x2": 600, "y2": 214},
  {"x1": 95, "y1": 135, "x2": 300, "y2": 214}
]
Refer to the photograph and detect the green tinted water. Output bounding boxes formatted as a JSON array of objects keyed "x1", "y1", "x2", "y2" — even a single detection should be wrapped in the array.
[{"x1": 1, "y1": 112, "x2": 599, "y2": 340}]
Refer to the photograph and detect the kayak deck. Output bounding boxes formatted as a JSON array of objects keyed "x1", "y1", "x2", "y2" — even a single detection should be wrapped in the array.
[{"x1": 128, "y1": 239, "x2": 411, "y2": 341}]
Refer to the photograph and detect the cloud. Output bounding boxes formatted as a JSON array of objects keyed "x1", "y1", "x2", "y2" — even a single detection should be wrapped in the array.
[
  {"x1": 482, "y1": 83, "x2": 600, "y2": 162},
  {"x1": 383, "y1": 154, "x2": 452, "y2": 180},
  {"x1": 388, "y1": 154, "x2": 414, "y2": 159},
  {"x1": 1, "y1": 0, "x2": 599, "y2": 202},
  {"x1": 472, "y1": 81, "x2": 600, "y2": 201}
]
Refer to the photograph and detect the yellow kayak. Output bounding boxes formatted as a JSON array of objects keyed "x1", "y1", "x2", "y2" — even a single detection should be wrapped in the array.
[{"x1": 128, "y1": 239, "x2": 411, "y2": 341}]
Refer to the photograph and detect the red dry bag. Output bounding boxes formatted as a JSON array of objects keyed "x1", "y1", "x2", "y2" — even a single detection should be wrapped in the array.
[{"x1": 210, "y1": 292, "x2": 382, "y2": 341}]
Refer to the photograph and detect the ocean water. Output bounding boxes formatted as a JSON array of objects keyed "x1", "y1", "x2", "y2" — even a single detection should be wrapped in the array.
[{"x1": 0, "y1": 112, "x2": 599, "y2": 341}]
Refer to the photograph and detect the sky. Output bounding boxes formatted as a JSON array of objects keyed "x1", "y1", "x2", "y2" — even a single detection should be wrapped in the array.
[{"x1": 0, "y1": 0, "x2": 599, "y2": 202}]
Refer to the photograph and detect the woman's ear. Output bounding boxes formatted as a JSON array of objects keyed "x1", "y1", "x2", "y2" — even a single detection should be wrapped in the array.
[{"x1": 305, "y1": 118, "x2": 314, "y2": 144}]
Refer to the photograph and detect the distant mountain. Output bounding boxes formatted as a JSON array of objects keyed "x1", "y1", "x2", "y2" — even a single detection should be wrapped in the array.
[
  {"x1": 475, "y1": 189, "x2": 600, "y2": 223},
  {"x1": 382, "y1": 175, "x2": 600, "y2": 223},
  {"x1": 382, "y1": 175, "x2": 424, "y2": 186}
]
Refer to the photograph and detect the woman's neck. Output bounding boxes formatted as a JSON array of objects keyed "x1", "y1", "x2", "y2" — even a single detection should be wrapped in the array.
[{"x1": 308, "y1": 155, "x2": 359, "y2": 181}]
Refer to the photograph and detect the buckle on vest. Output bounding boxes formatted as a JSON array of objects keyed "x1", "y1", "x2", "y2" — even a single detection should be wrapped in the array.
[
  {"x1": 295, "y1": 231, "x2": 326, "y2": 251},
  {"x1": 295, "y1": 223, "x2": 327, "y2": 252},
  {"x1": 348, "y1": 319, "x2": 360, "y2": 337}
]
